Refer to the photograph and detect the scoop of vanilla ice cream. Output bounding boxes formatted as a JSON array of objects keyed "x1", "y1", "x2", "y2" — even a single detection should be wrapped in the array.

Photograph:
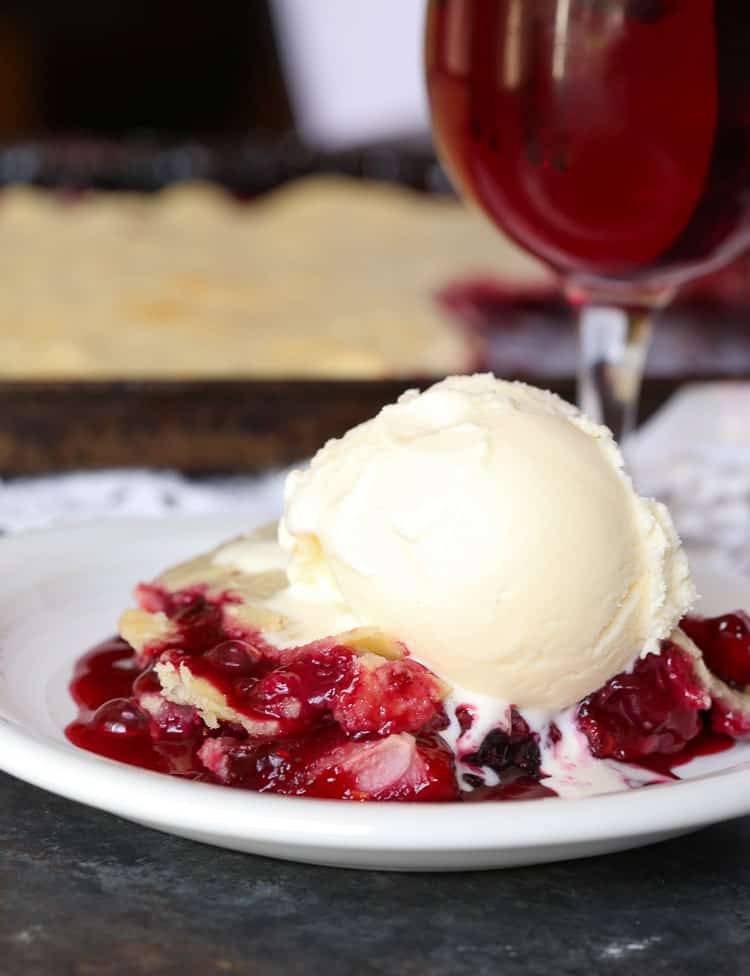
[{"x1": 279, "y1": 375, "x2": 695, "y2": 711}]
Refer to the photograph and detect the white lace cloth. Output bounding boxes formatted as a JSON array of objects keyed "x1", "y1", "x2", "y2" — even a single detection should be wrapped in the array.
[
  {"x1": 1, "y1": 383, "x2": 748, "y2": 574},
  {"x1": 627, "y1": 383, "x2": 750, "y2": 576},
  {"x1": 0, "y1": 468, "x2": 288, "y2": 535}
]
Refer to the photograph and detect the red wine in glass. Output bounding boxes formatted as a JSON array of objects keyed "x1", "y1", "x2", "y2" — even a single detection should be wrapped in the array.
[{"x1": 426, "y1": 0, "x2": 750, "y2": 435}]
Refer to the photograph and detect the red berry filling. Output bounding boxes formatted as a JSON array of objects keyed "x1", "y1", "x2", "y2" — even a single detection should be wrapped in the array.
[
  {"x1": 133, "y1": 584, "x2": 278, "y2": 663},
  {"x1": 334, "y1": 658, "x2": 449, "y2": 737},
  {"x1": 162, "y1": 639, "x2": 449, "y2": 741},
  {"x1": 67, "y1": 636, "x2": 216, "y2": 776},
  {"x1": 67, "y1": 585, "x2": 455, "y2": 800},
  {"x1": 682, "y1": 612, "x2": 750, "y2": 689},
  {"x1": 709, "y1": 699, "x2": 750, "y2": 738},
  {"x1": 70, "y1": 636, "x2": 143, "y2": 710},
  {"x1": 68, "y1": 584, "x2": 750, "y2": 801},
  {"x1": 576, "y1": 612, "x2": 750, "y2": 757},
  {"x1": 199, "y1": 728, "x2": 459, "y2": 801},
  {"x1": 577, "y1": 642, "x2": 710, "y2": 761}
]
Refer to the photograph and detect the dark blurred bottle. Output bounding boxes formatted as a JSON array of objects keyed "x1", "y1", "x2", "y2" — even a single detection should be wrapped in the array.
[{"x1": 0, "y1": 0, "x2": 292, "y2": 137}]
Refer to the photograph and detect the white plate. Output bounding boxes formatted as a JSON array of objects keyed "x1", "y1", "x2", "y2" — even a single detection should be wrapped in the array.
[{"x1": 1, "y1": 515, "x2": 750, "y2": 872}]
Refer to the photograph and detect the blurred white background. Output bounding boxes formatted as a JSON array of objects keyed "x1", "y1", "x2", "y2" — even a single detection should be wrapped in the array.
[{"x1": 271, "y1": 0, "x2": 429, "y2": 147}]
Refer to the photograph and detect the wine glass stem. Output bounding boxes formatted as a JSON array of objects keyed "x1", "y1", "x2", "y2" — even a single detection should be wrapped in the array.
[{"x1": 576, "y1": 304, "x2": 653, "y2": 442}]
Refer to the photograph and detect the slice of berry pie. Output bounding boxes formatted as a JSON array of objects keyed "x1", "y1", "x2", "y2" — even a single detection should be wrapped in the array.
[
  {"x1": 66, "y1": 377, "x2": 750, "y2": 801},
  {"x1": 66, "y1": 524, "x2": 750, "y2": 802}
]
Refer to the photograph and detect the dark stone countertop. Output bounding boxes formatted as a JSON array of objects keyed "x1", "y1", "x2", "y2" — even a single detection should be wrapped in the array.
[{"x1": 2, "y1": 770, "x2": 748, "y2": 976}]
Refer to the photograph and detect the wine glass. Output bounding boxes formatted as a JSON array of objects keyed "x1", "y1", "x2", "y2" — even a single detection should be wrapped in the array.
[{"x1": 425, "y1": 0, "x2": 750, "y2": 440}]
